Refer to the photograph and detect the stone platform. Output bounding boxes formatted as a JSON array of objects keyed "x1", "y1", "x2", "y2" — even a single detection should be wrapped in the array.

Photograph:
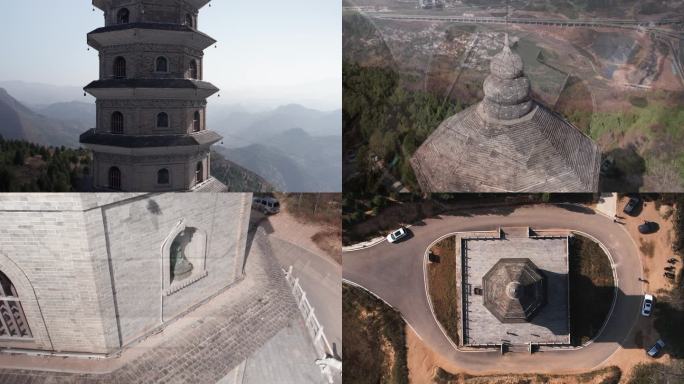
[
  {"x1": 0, "y1": 231, "x2": 323, "y2": 384},
  {"x1": 457, "y1": 228, "x2": 571, "y2": 346}
]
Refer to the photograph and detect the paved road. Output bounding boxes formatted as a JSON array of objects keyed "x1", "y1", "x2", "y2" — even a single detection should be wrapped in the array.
[
  {"x1": 268, "y1": 237, "x2": 343, "y2": 357},
  {"x1": 343, "y1": 204, "x2": 644, "y2": 374},
  {"x1": 250, "y1": 210, "x2": 343, "y2": 358},
  {"x1": 366, "y1": 12, "x2": 682, "y2": 30}
]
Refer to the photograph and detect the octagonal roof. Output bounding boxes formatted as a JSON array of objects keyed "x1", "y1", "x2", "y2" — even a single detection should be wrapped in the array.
[
  {"x1": 482, "y1": 258, "x2": 546, "y2": 323},
  {"x1": 410, "y1": 34, "x2": 602, "y2": 193}
]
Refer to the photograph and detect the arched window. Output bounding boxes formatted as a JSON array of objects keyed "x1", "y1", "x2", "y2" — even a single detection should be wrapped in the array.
[
  {"x1": 117, "y1": 8, "x2": 130, "y2": 24},
  {"x1": 157, "y1": 112, "x2": 169, "y2": 128},
  {"x1": 196, "y1": 161, "x2": 204, "y2": 183},
  {"x1": 185, "y1": 14, "x2": 194, "y2": 28},
  {"x1": 111, "y1": 111, "x2": 124, "y2": 134},
  {"x1": 0, "y1": 271, "x2": 32, "y2": 338},
  {"x1": 155, "y1": 56, "x2": 168, "y2": 73},
  {"x1": 193, "y1": 111, "x2": 201, "y2": 132},
  {"x1": 113, "y1": 57, "x2": 126, "y2": 78},
  {"x1": 108, "y1": 167, "x2": 121, "y2": 190},
  {"x1": 157, "y1": 169, "x2": 170, "y2": 185},
  {"x1": 189, "y1": 60, "x2": 198, "y2": 79}
]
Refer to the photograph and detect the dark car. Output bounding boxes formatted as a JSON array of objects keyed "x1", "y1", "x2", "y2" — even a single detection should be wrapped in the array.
[
  {"x1": 638, "y1": 221, "x2": 658, "y2": 234},
  {"x1": 623, "y1": 197, "x2": 641, "y2": 216},
  {"x1": 647, "y1": 339, "x2": 665, "y2": 357}
]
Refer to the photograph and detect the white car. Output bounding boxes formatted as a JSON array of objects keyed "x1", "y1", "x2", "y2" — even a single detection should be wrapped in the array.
[
  {"x1": 641, "y1": 294, "x2": 654, "y2": 316},
  {"x1": 386, "y1": 228, "x2": 408, "y2": 244},
  {"x1": 252, "y1": 196, "x2": 280, "y2": 214}
]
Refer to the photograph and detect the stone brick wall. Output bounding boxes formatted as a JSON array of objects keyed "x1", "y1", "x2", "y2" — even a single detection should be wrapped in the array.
[
  {"x1": 100, "y1": 46, "x2": 203, "y2": 80},
  {"x1": 0, "y1": 195, "x2": 114, "y2": 353},
  {"x1": 96, "y1": 99, "x2": 206, "y2": 136},
  {"x1": 97, "y1": 193, "x2": 249, "y2": 345},
  {"x1": 92, "y1": 152, "x2": 210, "y2": 192},
  {"x1": 103, "y1": 1, "x2": 198, "y2": 27},
  {"x1": 0, "y1": 193, "x2": 251, "y2": 353}
]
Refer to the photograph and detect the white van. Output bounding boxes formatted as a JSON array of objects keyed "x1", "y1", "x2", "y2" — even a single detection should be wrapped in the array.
[{"x1": 253, "y1": 197, "x2": 280, "y2": 214}]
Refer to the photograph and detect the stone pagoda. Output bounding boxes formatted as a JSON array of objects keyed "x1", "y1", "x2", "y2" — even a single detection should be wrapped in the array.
[
  {"x1": 411, "y1": 35, "x2": 601, "y2": 192},
  {"x1": 81, "y1": 0, "x2": 227, "y2": 192},
  {"x1": 482, "y1": 258, "x2": 546, "y2": 323}
]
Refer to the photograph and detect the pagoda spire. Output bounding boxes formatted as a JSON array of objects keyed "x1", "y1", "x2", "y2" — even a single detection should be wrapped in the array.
[{"x1": 480, "y1": 33, "x2": 533, "y2": 121}]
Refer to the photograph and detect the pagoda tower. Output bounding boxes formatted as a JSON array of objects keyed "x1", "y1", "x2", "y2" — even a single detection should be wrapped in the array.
[
  {"x1": 411, "y1": 34, "x2": 601, "y2": 193},
  {"x1": 82, "y1": 0, "x2": 226, "y2": 191}
]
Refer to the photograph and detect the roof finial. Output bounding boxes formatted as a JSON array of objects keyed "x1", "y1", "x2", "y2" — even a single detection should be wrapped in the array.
[{"x1": 504, "y1": 33, "x2": 510, "y2": 50}]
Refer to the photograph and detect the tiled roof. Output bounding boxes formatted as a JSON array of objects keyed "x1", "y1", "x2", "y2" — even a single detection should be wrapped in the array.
[
  {"x1": 411, "y1": 35, "x2": 601, "y2": 193},
  {"x1": 80, "y1": 129, "x2": 222, "y2": 148},
  {"x1": 482, "y1": 258, "x2": 546, "y2": 324},
  {"x1": 84, "y1": 79, "x2": 219, "y2": 91},
  {"x1": 193, "y1": 177, "x2": 229, "y2": 192}
]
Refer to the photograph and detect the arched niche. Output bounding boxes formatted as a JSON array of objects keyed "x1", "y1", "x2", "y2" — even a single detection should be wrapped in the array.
[{"x1": 160, "y1": 220, "x2": 208, "y2": 296}]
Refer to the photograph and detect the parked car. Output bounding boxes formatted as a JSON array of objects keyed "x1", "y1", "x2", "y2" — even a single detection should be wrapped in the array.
[
  {"x1": 641, "y1": 294, "x2": 654, "y2": 316},
  {"x1": 252, "y1": 196, "x2": 280, "y2": 214},
  {"x1": 386, "y1": 228, "x2": 408, "y2": 244},
  {"x1": 647, "y1": 339, "x2": 665, "y2": 357},
  {"x1": 638, "y1": 221, "x2": 658, "y2": 234},
  {"x1": 600, "y1": 155, "x2": 615, "y2": 175},
  {"x1": 623, "y1": 196, "x2": 641, "y2": 216}
]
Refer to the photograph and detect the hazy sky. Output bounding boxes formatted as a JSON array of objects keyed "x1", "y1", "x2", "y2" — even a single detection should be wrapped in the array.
[{"x1": 0, "y1": 1, "x2": 341, "y2": 110}]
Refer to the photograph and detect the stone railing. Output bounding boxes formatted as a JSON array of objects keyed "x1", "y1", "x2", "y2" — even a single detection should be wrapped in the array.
[
  {"x1": 284, "y1": 266, "x2": 341, "y2": 384},
  {"x1": 283, "y1": 266, "x2": 334, "y2": 358}
]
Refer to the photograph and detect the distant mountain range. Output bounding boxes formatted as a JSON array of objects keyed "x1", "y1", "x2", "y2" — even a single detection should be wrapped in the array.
[
  {"x1": 0, "y1": 83, "x2": 341, "y2": 192},
  {"x1": 210, "y1": 150, "x2": 274, "y2": 192},
  {"x1": 0, "y1": 81, "x2": 92, "y2": 108},
  {"x1": 208, "y1": 103, "x2": 342, "y2": 147},
  {"x1": 0, "y1": 88, "x2": 85, "y2": 147},
  {"x1": 209, "y1": 104, "x2": 342, "y2": 192},
  {"x1": 216, "y1": 128, "x2": 341, "y2": 192}
]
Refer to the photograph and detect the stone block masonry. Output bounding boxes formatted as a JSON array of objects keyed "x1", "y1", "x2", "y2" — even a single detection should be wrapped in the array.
[
  {"x1": 0, "y1": 193, "x2": 251, "y2": 355},
  {"x1": 0, "y1": 229, "x2": 300, "y2": 384},
  {"x1": 457, "y1": 229, "x2": 571, "y2": 346}
]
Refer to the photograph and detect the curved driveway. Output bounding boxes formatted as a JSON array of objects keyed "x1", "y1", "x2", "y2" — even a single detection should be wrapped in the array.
[{"x1": 343, "y1": 204, "x2": 644, "y2": 374}]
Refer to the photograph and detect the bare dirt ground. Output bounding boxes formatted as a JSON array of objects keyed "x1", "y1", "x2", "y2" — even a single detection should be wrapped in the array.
[
  {"x1": 407, "y1": 327, "x2": 621, "y2": 383},
  {"x1": 619, "y1": 196, "x2": 677, "y2": 305},
  {"x1": 266, "y1": 203, "x2": 341, "y2": 265},
  {"x1": 427, "y1": 236, "x2": 459, "y2": 348},
  {"x1": 652, "y1": 55, "x2": 684, "y2": 91},
  {"x1": 596, "y1": 196, "x2": 679, "y2": 381},
  {"x1": 407, "y1": 326, "x2": 451, "y2": 384}
]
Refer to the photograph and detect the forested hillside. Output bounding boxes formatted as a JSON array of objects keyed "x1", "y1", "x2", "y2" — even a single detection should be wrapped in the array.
[
  {"x1": 0, "y1": 137, "x2": 90, "y2": 192},
  {"x1": 343, "y1": 62, "x2": 460, "y2": 195}
]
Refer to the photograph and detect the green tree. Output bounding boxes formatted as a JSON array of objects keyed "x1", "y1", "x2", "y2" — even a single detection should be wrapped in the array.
[
  {"x1": 13, "y1": 150, "x2": 24, "y2": 166},
  {"x1": 0, "y1": 167, "x2": 14, "y2": 191},
  {"x1": 368, "y1": 130, "x2": 385, "y2": 160},
  {"x1": 401, "y1": 132, "x2": 417, "y2": 157},
  {"x1": 382, "y1": 131, "x2": 397, "y2": 162}
]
